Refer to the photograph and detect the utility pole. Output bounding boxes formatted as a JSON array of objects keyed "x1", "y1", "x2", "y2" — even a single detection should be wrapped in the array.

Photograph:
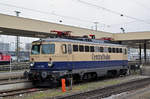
[
  {"x1": 120, "y1": 27, "x2": 125, "y2": 33},
  {"x1": 15, "y1": 11, "x2": 21, "y2": 62},
  {"x1": 94, "y1": 22, "x2": 99, "y2": 31}
]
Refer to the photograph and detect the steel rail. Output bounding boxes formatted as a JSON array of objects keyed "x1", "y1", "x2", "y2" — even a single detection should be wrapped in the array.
[{"x1": 55, "y1": 77, "x2": 150, "y2": 99}]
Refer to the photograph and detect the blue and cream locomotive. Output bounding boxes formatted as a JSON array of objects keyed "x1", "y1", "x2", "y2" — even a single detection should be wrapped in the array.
[{"x1": 28, "y1": 32, "x2": 128, "y2": 85}]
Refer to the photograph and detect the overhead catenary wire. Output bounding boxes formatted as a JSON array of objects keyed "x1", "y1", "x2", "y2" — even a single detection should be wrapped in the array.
[
  {"x1": 1, "y1": 1, "x2": 149, "y2": 31},
  {"x1": 0, "y1": 2, "x2": 107, "y2": 26},
  {"x1": 131, "y1": 0, "x2": 150, "y2": 11},
  {"x1": 76, "y1": 0, "x2": 150, "y2": 25},
  {"x1": 109, "y1": 20, "x2": 138, "y2": 27}
]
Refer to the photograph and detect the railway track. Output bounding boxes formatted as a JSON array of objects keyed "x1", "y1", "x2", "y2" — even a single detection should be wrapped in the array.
[
  {"x1": 0, "y1": 79, "x2": 50, "y2": 98},
  {"x1": 0, "y1": 62, "x2": 29, "y2": 71},
  {"x1": 55, "y1": 77, "x2": 150, "y2": 99},
  {"x1": 0, "y1": 87, "x2": 47, "y2": 97},
  {"x1": 0, "y1": 80, "x2": 34, "y2": 97},
  {"x1": 0, "y1": 79, "x2": 29, "y2": 85},
  {"x1": 0, "y1": 75, "x2": 148, "y2": 98}
]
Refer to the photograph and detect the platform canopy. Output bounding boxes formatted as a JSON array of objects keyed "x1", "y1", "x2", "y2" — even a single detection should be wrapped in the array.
[
  {"x1": 112, "y1": 32, "x2": 150, "y2": 48},
  {"x1": 1, "y1": 13, "x2": 150, "y2": 49},
  {"x1": 0, "y1": 13, "x2": 112, "y2": 38}
]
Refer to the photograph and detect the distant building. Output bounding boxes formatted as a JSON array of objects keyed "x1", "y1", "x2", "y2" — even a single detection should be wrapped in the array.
[
  {"x1": 25, "y1": 43, "x2": 32, "y2": 52},
  {"x1": 0, "y1": 42, "x2": 10, "y2": 52}
]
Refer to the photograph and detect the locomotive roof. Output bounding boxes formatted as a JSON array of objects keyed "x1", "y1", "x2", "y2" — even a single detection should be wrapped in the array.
[{"x1": 33, "y1": 38, "x2": 126, "y2": 47}]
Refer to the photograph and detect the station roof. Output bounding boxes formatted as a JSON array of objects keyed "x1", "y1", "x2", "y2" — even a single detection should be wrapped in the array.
[
  {"x1": 112, "y1": 32, "x2": 150, "y2": 48},
  {"x1": 113, "y1": 32, "x2": 150, "y2": 41},
  {"x1": 0, "y1": 13, "x2": 112, "y2": 38},
  {"x1": 0, "y1": 13, "x2": 150, "y2": 49}
]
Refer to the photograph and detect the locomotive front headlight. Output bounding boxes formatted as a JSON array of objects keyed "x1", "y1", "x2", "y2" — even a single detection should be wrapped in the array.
[
  {"x1": 30, "y1": 62, "x2": 34, "y2": 67},
  {"x1": 48, "y1": 58, "x2": 53, "y2": 67},
  {"x1": 48, "y1": 61, "x2": 53, "y2": 67}
]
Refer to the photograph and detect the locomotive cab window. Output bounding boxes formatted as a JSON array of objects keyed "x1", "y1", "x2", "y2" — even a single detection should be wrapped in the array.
[
  {"x1": 62, "y1": 44, "x2": 67, "y2": 54},
  {"x1": 42, "y1": 44, "x2": 55, "y2": 54},
  {"x1": 31, "y1": 45, "x2": 40, "y2": 55}
]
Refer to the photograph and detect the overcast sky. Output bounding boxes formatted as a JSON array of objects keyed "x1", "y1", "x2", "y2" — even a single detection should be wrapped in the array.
[{"x1": 0, "y1": 0, "x2": 150, "y2": 50}]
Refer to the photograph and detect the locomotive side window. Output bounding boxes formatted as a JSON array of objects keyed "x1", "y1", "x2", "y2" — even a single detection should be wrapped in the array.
[
  {"x1": 104, "y1": 47, "x2": 108, "y2": 52},
  {"x1": 125, "y1": 49, "x2": 127, "y2": 54},
  {"x1": 116, "y1": 48, "x2": 119, "y2": 53},
  {"x1": 85, "y1": 46, "x2": 89, "y2": 52},
  {"x1": 73, "y1": 45, "x2": 78, "y2": 52},
  {"x1": 100, "y1": 47, "x2": 104, "y2": 52},
  {"x1": 108, "y1": 47, "x2": 111, "y2": 53},
  {"x1": 120, "y1": 48, "x2": 122, "y2": 53},
  {"x1": 79, "y1": 45, "x2": 84, "y2": 52},
  {"x1": 68, "y1": 44, "x2": 72, "y2": 54},
  {"x1": 62, "y1": 44, "x2": 67, "y2": 54},
  {"x1": 112, "y1": 48, "x2": 115, "y2": 53},
  {"x1": 42, "y1": 44, "x2": 55, "y2": 54},
  {"x1": 90, "y1": 46, "x2": 94, "y2": 52},
  {"x1": 124, "y1": 49, "x2": 127, "y2": 54},
  {"x1": 94, "y1": 46, "x2": 99, "y2": 52},
  {"x1": 31, "y1": 45, "x2": 40, "y2": 55}
]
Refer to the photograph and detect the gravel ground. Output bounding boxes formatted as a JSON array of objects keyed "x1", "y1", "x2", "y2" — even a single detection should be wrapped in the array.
[
  {"x1": 2, "y1": 75, "x2": 149, "y2": 99},
  {"x1": 106, "y1": 84, "x2": 150, "y2": 99}
]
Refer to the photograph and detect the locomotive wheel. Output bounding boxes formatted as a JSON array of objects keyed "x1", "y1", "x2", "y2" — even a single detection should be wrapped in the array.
[
  {"x1": 107, "y1": 70, "x2": 117, "y2": 78},
  {"x1": 91, "y1": 73, "x2": 97, "y2": 80},
  {"x1": 82, "y1": 73, "x2": 97, "y2": 81},
  {"x1": 73, "y1": 74, "x2": 81, "y2": 83},
  {"x1": 119, "y1": 69, "x2": 127, "y2": 76}
]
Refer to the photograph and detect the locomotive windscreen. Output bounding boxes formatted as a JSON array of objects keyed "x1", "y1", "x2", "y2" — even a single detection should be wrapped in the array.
[
  {"x1": 31, "y1": 45, "x2": 40, "y2": 55},
  {"x1": 41, "y1": 44, "x2": 55, "y2": 54}
]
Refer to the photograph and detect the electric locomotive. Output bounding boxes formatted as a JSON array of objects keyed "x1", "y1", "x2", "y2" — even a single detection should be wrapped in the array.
[
  {"x1": 28, "y1": 31, "x2": 128, "y2": 85},
  {"x1": 0, "y1": 52, "x2": 11, "y2": 65}
]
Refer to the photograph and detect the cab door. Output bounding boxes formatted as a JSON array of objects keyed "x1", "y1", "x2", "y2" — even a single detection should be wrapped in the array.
[{"x1": 61, "y1": 44, "x2": 73, "y2": 70}]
